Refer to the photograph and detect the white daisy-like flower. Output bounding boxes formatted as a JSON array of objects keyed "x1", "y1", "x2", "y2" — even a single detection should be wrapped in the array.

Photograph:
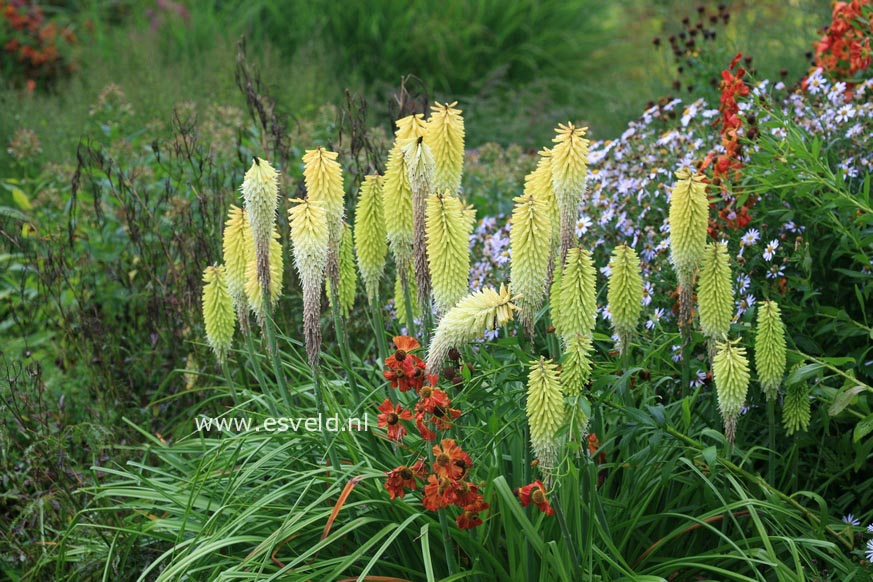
[
  {"x1": 763, "y1": 239, "x2": 779, "y2": 262},
  {"x1": 866, "y1": 538, "x2": 873, "y2": 562},
  {"x1": 867, "y1": 522, "x2": 873, "y2": 533},
  {"x1": 843, "y1": 514, "x2": 860, "y2": 526}
]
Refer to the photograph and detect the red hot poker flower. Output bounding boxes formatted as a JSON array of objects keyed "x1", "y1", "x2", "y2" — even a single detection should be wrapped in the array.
[
  {"x1": 432, "y1": 438, "x2": 473, "y2": 480},
  {"x1": 516, "y1": 480, "x2": 555, "y2": 516},
  {"x1": 377, "y1": 399, "x2": 413, "y2": 442}
]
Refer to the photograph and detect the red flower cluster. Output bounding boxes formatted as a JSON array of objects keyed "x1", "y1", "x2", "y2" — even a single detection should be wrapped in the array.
[
  {"x1": 713, "y1": 53, "x2": 750, "y2": 185},
  {"x1": 385, "y1": 439, "x2": 488, "y2": 529},
  {"x1": 1, "y1": 0, "x2": 77, "y2": 90},
  {"x1": 815, "y1": 0, "x2": 872, "y2": 83},
  {"x1": 380, "y1": 336, "x2": 461, "y2": 442},
  {"x1": 515, "y1": 480, "x2": 554, "y2": 516}
]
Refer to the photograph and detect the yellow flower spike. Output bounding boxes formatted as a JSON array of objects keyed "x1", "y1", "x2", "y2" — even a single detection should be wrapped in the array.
[
  {"x1": 394, "y1": 113, "x2": 427, "y2": 142},
  {"x1": 782, "y1": 375, "x2": 810, "y2": 435},
  {"x1": 712, "y1": 337, "x2": 751, "y2": 443},
  {"x1": 394, "y1": 264, "x2": 420, "y2": 327},
  {"x1": 327, "y1": 222, "x2": 357, "y2": 317},
  {"x1": 240, "y1": 157, "x2": 279, "y2": 315},
  {"x1": 222, "y1": 205, "x2": 251, "y2": 326},
  {"x1": 353, "y1": 175, "x2": 387, "y2": 304},
  {"x1": 607, "y1": 244, "x2": 643, "y2": 354},
  {"x1": 288, "y1": 197, "x2": 330, "y2": 368},
  {"x1": 697, "y1": 242, "x2": 734, "y2": 345},
  {"x1": 202, "y1": 265, "x2": 235, "y2": 364},
  {"x1": 426, "y1": 284, "x2": 518, "y2": 374},
  {"x1": 403, "y1": 136, "x2": 436, "y2": 310},
  {"x1": 302, "y1": 147, "x2": 345, "y2": 283},
  {"x1": 755, "y1": 300, "x2": 787, "y2": 401},
  {"x1": 668, "y1": 168, "x2": 709, "y2": 285},
  {"x1": 549, "y1": 266, "x2": 563, "y2": 326},
  {"x1": 561, "y1": 333, "x2": 593, "y2": 396},
  {"x1": 425, "y1": 101, "x2": 465, "y2": 195},
  {"x1": 510, "y1": 191, "x2": 552, "y2": 332},
  {"x1": 426, "y1": 191, "x2": 471, "y2": 314},
  {"x1": 550, "y1": 123, "x2": 590, "y2": 259},
  {"x1": 526, "y1": 356, "x2": 565, "y2": 472},
  {"x1": 556, "y1": 247, "x2": 597, "y2": 343},
  {"x1": 244, "y1": 227, "x2": 283, "y2": 319},
  {"x1": 383, "y1": 138, "x2": 415, "y2": 270},
  {"x1": 526, "y1": 148, "x2": 560, "y2": 254}
]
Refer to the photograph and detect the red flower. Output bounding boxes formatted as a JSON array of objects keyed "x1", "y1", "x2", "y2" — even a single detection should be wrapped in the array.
[
  {"x1": 444, "y1": 480, "x2": 482, "y2": 508},
  {"x1": 384, "y1": 336, "x2": 427, "y2": 392},
  {"x1": 456, "y1": 499, "x2": 489, "y2": 529},
  {"x1": 432, "y1": 438, "x2": 473, "y2": 480},
  {"x1": 516, "y1": 480, "x2": 554, "y2": 516},
  {"x1": 384, "y1": 462, "x2": 426, "y2": 500},
  {"x1": 422, "y1": 474, "x2": 449, "y2": 511},
  {"x1": 377, "y1": 399, "x2": 412, "y2": 442},
  {"x1": 416, "y1": 375, "x2": 451, "y2": 414},
  {"x1": 415, "y1": 412, "x2": 438, "y2": 441}
]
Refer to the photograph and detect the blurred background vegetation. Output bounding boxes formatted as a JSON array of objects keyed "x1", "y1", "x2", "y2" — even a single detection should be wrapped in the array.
[{"x1": 1, "y1": 0, "x2": 829, "y2": 173}]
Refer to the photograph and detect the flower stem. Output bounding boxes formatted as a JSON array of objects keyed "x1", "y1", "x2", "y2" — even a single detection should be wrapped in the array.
[
  {"x1": 329, "y1": 283, "x2": 361, "y2": 408},
  {"x1": 552, "y1": 494, "x2": 582, "y2": 580},
  {"x1": 399, "y1": 264, "x2": 418, "y2": 340}
]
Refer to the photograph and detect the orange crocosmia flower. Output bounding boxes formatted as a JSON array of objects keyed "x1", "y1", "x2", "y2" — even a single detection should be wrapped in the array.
[
  {"x1": 377, "y1": 399, "x2": 413, "y2": 442},
  {"x1": 432, "y1": 438, "x2": 473, "y2": 480},
  {"x1": 456, "y1": 499, "x2": 489, "y2": 529},
  {"x1": 422, "y1": 474, "x2": 449, "y2": 511},
  {"x1": 516, "y1": 480, "x2": 554, "y2": 516},
  {"x1": 384, "y1": 463, "x2": 426, "y2": 500}
]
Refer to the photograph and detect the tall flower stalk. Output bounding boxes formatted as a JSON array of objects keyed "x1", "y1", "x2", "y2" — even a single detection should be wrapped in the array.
[
  {"x1": 302, "y1": 147, "x2": 345, "y2": 287},
  {"x1": 755, "y1": 300, "x2": 787, "y2": 401},
  {"x1": 555, "y1": 247, "x2": 597, "y2": 344},
  {"x1": 697, "y1": 241, "x2": 734, "y2": 360},
  {"x1": 426, "y1": 190, "x2": 471, "y2": 315},
  {"x1": 222, "y1": 205, "x2": 251, "y2": 334},
  {"x1": 404, "y1": 136, "x2": 436, "y2": 335},
  {"x1": 425, "y1": 101, "x2": 465, "y2": 195},
  {"x1": 713, "y1": 337, "x2": 751, "y2": 443},
  {"x1": 550, "y1": 123, "x2": 590, "y2": 262},
  {"x1": 202, "y1": 265, "x2": 235, "y2": 364},
  {"x1": 354, "y1": 175, "x2": 387, "y2": 305},
  {"x1": 510, "y1": 191, "x2": 552, "y2": 335},
  {"x1": 606, "y1": 244, "x2": 643, "y2": 357},
  {"x1": 526, "y1": 357, "x2": 565, "y2": 474},
  {"x1": 668, "y1": 168, "x2": 709, "y2": 331},
  {"x1": 240, "y1": 157, "x2": 279, "y2": 326}
]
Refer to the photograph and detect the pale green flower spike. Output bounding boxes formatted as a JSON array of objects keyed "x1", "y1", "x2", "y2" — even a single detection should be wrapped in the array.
[
  {"x1": 240, "y1": 157, "x2": 279, "y2": 320},
  {"x1": 526, "y1": 148, "x2": 560, "y2": 254},
  {"x1": 426, "y1": 284, "x2": 518, "y2": 374},
  {"x1": 383, "y1": 131, "x2": 415, "y2": 270},
  {"x1": 782, "y1": 378, "x2": 810, "y2": 435},
  {"x1": 549, "y1": 266, "x2": 563, "y2": 327},
  {"x1": 327, "y1": 222, "x2": 357, "y2": 317},
  {"x1": 713, "y1": 337, "x2": 751, "y2": 443},
  {"x1": 607, "y1": 244, "x2": 643, "y2": 354},
  {"x1": 354, "y1": 175, "x2": 387, "y2": 304},
  {"x1": 403, "y1": 136, "x2": 436, "y2": 310},
  {"x1": 302, "y1": 147, "x2": 345, "y2": 284},
  {"x1": 526, "y1": 357, "x2": 565, "y2": 472},
  {"x1": 556, "y1": 247, "x2": 597, "y2": 343},
  {"x1": 222, "y1": 205, "x2": 251, "y2": 329},
  {"x1": 561, "y1": 333, "x2": 594, "y2": 396},
  {"x1": 550, "y1": 123, "x2": 590, "y2": 260},
  {"x1": 202, "y1": 265, "x2": 235, "y2": 364},
  {"x1": 426, "y1": 191, "x2": 471, "y2": 315},
  {"x1": 510, "y1": 191, "x2": 552, "y2": 332},
  {"x1": 697, "y1": 241, "x2": 734, "y2": 345},
  {"x1": 394, "y1": 113, "x2": 427, "y2": 143},
  {"x1": 755, "y1": 300, "x2": 787, "y2": 401},
  {"x1": 668, "y1": 168, "x2": 709, "y2": 329},
  {"x1": 288, "y1": 197, "x2": 329, "y2": 369},
  {"x1": 244, "y1": 227, "x2": 283, "y2": 320},
  {"x1": 425, "y1": 101, "x2": 465, "y2": 195}
]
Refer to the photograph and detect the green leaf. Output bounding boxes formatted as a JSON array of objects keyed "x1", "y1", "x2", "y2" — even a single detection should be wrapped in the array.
[
  {"x1": 828, "y1": 385, "x2": 865, "y2": 417},
  {"x1": 854, "y1": 414, "x2": 873, "y2": 443},
  {"x1": 785, "y1": 363, "x2": 822, "y2": 387}
]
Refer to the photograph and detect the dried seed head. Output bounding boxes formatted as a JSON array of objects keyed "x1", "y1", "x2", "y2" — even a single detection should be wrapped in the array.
[
  {"x1": 202, "y1": 265, "x2": 235, "y2": 363},
  {"x1": 240, "y1": 157, "x2": 279, "y2": 318},
  {"x1": 755, "y1": 300, "x2": 787, "y2": 400},
  {"x1": 607, "y1": 244, "x2": 643, "y2": 353},
  {"x1": 244, "y1": 227, "x2": 283, "y2": 320},
  {"x1": 426, "y1": 191, "x2": 472, "y2": 314},
  {"x1": 403, "y1": 136, "x2": 435, "y2": 311},
  {"x1": 354, "y1": 175, "x2": 387, "y2": 304}
]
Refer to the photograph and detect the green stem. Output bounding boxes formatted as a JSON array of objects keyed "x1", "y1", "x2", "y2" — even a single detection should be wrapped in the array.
[
  {"x1": 243, "y1": 326, "x2": 278, "y2": 417},
  {"x1": 767, "y1": 399, "x2": 776, "y2": 486},
  {"x1": 399, "y1": 265, "x2": 418, "y2": 339},
  {"x1": 552, "y1": 494, "x2": 582, "y2": 580},
  {"x1": 329, "y1": 284, "x2": 361, "y2": 408},
  {"x1": 664, "y1": 425, "x2": 852, "y2": 550},
  {"x1": 313, "y1": 367, "x2": 341, "y2": 471},
  {"x1": 262, "y1": 302, "x2": 292, "y2": 411},
  {"x1": 370, "y1": 294, "x2": 390, "y2": 365}
]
